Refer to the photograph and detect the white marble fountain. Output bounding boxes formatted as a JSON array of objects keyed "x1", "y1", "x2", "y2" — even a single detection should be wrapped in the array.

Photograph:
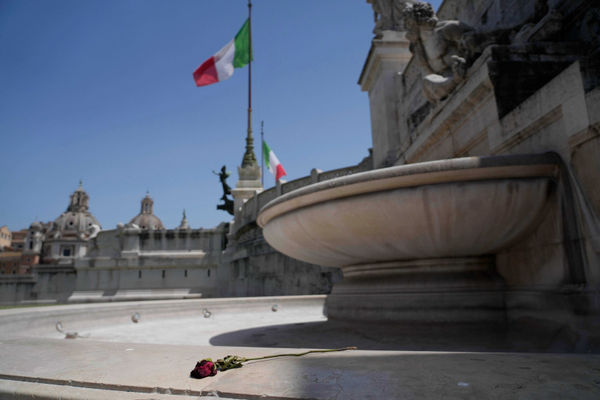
[{"x1": 258, "y1": 153, "x2": 560, "y2": 322}]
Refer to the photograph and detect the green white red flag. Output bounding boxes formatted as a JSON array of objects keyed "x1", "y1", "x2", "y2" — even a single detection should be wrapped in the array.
[
  {"x1": 263, "y1": 140, "x2": 286, "y2": 181},
  {"x1": 193, "y1": 19, "x2": 252, "y2": 87}
]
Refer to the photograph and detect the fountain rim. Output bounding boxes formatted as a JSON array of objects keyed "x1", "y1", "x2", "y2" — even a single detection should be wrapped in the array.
[{"x1": 258, "y1": 152, "x2": 560, "y2": 227}]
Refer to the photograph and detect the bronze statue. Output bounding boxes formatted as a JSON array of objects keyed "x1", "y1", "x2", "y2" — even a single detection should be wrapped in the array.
[
  {"x1": 213, "y1": 165, "x2": 234, "y2": 215},
  {"x1": 214, "y1": 166, "x2": 232, "y2": 196}
]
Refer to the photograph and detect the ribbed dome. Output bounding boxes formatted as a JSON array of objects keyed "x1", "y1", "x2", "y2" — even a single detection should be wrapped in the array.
[
  {"x1": 128, "y1": 193, "x2": 164, "y2": 230},
  {"x1": 52, "y1": 211, "x2": 101, "y2": 235},
  {"x1": 48, "y1": 184, "x2": 101, "y2": 238}
]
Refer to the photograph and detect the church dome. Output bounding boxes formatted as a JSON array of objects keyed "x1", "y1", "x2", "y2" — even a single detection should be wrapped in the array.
[
  {"x1": 47, "y1": 183, "x2": 101, "y2": 239},
  {"x1": 128, "y1": 193, "x2": 164, "y2": 230},
  {"x1": 29, "y1": 221, "x2": 43, "y2": 231}
]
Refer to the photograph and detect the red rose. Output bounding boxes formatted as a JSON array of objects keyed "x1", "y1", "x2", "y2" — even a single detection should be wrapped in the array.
[{"x1": 190, "y1": 359, "x2": 217, "y2": 379}]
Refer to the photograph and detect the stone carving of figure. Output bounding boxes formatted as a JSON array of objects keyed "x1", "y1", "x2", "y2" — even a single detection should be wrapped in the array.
[
  {"x1": 371, "y1": 0, "x2": 414, "y2": 37},
  {"x1": 87, "y1": 223, "x2": 101, "y2": 239},
  {"x1": 402, "y1": 1, "x2": 567, "y2": 104},
  {"x1": 371, "y1": 0, "x2": 394, "y2": 37},
  {"x1": 213, "y1": 165, "x2": 234, "y2": 216},
  {"x1": 124, "y1": 222, "x2": 140, "y2": 230},
  {"x1": 403, "y1": 1, "x2": 475, "y2": 103}
]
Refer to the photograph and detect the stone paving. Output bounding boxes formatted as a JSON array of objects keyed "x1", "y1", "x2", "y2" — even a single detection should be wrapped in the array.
[{"x1": 0, "y1": 297, "x2": 599, "y2": 399}]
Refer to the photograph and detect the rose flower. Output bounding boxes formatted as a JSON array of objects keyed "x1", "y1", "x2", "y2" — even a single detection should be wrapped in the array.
[{"x1": 190, "y1": 359, "x2": 217, "y2": 379}]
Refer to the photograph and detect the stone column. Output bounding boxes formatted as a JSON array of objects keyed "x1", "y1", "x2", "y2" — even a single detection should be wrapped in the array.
[{"x1": 359, "y1": 31, "x2": 412, "y2": 168}]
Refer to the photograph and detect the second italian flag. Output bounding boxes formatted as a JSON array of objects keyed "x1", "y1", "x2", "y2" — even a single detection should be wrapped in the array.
[
  {"x1": 193, "y1": 19, "x2": 252, "y2": 87},
  {"x1": 263, "y1": 140, "x2": 287, "y2": 181}
]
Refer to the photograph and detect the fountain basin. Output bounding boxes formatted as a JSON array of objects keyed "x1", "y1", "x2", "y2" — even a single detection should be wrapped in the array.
[
  {"x1": 1, "y1": 296, "x2": 597, "y2": 399},
  {"x1": 258, "y1": 153, "x2": 559, "y2": 322}
]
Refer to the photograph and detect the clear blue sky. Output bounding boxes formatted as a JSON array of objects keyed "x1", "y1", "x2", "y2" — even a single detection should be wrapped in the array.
[{"x1": 0, "y1": 0, "x2": 441, "y2": 231}]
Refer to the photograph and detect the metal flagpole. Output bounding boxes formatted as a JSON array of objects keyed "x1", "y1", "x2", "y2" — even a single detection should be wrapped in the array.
[
  {"x1": 260, "y1": 121, "x2": 264, "y2": 187},
  {"x1": 248, "y1": 0, "x2": 252, "y2": 162},
  {"x1": 246, "y1": 0, "x2": 252, "y2": 160},
  {"x1": 241, "y1": 0, "x2": 256, "y2": 169}
]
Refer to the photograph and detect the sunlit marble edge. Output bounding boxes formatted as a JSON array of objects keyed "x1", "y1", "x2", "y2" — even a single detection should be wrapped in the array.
[{"x1": 257, "y1": 153, "x2": 560, "y2": 227}]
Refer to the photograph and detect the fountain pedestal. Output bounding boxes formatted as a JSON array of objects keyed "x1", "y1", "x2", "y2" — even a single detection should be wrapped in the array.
[{"x1": 328, "y1": 257, "x2": 506, "y2": 322}]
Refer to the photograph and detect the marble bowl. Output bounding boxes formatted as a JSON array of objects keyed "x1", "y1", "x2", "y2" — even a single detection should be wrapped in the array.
[
  {"x1": 258, "y1": 153, "x2": 559, "y2": 322},
  {"x1": 258, "y1": 153, "x2": 558, "y2": 267}
]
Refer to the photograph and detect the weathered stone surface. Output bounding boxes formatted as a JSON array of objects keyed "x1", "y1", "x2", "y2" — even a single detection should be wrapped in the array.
[
  {"x1": 1, "y1": 298, "x2": 599, "y2": 399},
  {"x1": 258, "y1": 154, "x2": 561, "y2": 322},
  {"x1": 488, "y1": 43, "x2": 584, "y2": 118},
  {"x1": 359, "y1": 31, "x2": 412, "y2": 168},
  {"x1": 259, "y1": 155, "x2": 558, "y2": 266},
  {"x1": 367, "y1": 0, "x2": 414, "y2": 37},
  {"x1": 403, "y1": 2, "x2": 475, "y2": 103},
  {"x1": 256, "y1": 0, "x2": 600, "y2": 334}
]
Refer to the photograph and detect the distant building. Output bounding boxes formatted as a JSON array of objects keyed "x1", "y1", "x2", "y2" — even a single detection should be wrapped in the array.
[
  {"x1": 72, "y1": 192, "x2": 226, "y2": 298},
  {"x1": 0, "y1": 226, "x2": 11, "y2": 250},
  {"x1": 19, "y1": 253, "x2": 37, "y2": 274},
  {"x1": 1, "y1": 181, "x2": 339, "y2": 303},
  {"x1": 20, "y1": 222, "x2": 46, "y2": 273},
  {"x1": 1, "y1": 226, "x2": 34, "y2": 275},
  {"x1": 39, "y1": 183, "x2": 101, "y2": 264},
  {"x1": 0, "y1": 251, "x2": 22, "y2": 274},
  {"x1": 10, "y1": 229, "x2": 26, "y2": 251},
  {"x1": 128, "y1": 193, "x2": 165, "y2": 230}
]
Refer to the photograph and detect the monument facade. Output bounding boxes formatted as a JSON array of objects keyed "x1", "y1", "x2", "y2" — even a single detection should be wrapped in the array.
[{"x1": 257, "y1": 0, "x2": 600, "y2": 347}]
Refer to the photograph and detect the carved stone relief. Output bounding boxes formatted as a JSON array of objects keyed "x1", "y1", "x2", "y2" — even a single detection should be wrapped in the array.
[
  {"x1": 402, "y1": 2, "x2": 475, "y2": 103},
  {"x1": 399, "y1": 1, "x2": 565, "y2": 104},
  {"x1": 368, "y1": 0, "x2": 414, "y2": 37}
]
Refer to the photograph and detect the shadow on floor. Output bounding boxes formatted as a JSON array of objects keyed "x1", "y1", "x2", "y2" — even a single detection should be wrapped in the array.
[
  {"x1": 210, "y1": 319, "x2": 597, "y2": 353},
  {"x1": 208, "y1": 352, "x2": 600, "y2": 400}
]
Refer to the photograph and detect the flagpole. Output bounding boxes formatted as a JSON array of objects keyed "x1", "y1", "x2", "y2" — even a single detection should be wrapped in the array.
[
  {"x1": 260, "y1": 121, "x2": 264, "y2": 187},
  {"x1": 241, "y1": 0, "x2": 256, "y2": 170},
  {"x1": 247, "y1": 0, "x2": 252, "y2": 144}
]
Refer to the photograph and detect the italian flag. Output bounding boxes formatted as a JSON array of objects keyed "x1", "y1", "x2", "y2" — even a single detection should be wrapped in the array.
[
  {"x1": 193, "y1": 19, "x2": 252, "y2": 87},
  {"x1": 263, "y1": 140, "x2": 287, "y2": 181}
]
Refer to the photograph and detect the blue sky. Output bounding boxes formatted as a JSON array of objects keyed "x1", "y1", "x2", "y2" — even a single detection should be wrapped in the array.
[{"x1": 0, "y1": 0, "x2": 441, "y2": 231}]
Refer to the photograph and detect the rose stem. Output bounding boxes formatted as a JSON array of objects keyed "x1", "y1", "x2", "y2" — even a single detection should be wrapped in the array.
[{"x1": 243, "y1": 346, "x2": 357, "y2": 362}]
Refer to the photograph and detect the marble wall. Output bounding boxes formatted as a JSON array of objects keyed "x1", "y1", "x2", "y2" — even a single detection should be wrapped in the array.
[{"x1": 358, "y1": 0, "x2": 600, "y2": 338}]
